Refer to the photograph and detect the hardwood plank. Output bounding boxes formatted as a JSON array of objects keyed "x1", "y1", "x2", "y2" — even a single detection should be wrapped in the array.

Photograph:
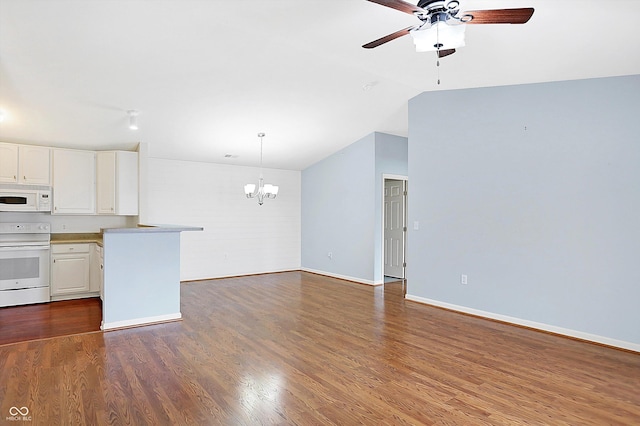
[
  {"x1": 0, "y1": 298, "x2": 102, "y2": 346},
  {"x1": 0, "y1": 272, "x2": 638, "y2": 425}
]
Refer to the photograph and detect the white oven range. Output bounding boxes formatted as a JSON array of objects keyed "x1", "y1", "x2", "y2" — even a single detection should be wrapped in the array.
[{"x1": 0, "y1": 222, "x2": 51, "y2": 307}]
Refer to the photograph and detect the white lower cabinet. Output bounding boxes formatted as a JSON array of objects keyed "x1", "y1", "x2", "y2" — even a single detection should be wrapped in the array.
[
  {"x1": 51, "y1": 244, "x2": 91, "y2": 298},
  {"x1": 90, "y1": 244, "x2": 104, "y2": 299}
]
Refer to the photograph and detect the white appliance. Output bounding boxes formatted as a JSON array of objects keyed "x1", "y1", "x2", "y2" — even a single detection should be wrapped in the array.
[
  {"x1": 0, "y1": 185, "x2": 52, "y2": 212},
  {"x1": 0, "y1": 222, "x2": 51, "y2": 307}
]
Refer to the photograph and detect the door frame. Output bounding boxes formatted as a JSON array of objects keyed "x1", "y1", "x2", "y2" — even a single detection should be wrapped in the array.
[{"x1": 381, "y1": 174, "x2": 408, "y2": 281}]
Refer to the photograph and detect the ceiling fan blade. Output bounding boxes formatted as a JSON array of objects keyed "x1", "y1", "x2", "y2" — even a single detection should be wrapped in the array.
[
  {"x1": 464, "y1": 8, "x2": 534, "y2": 24},
  {"x1": 365, "y1": 0, "x2": 423, "y2": 15},
  {"x1": 438, "y1": 49, "x2": 456, "y2": 58},
  {"x1": 363, "y1": 26, "x2": 414, "y2": 49}
]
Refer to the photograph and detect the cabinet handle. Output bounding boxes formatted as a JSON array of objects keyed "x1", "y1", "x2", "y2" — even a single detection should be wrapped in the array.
[{"x1": 23, "y1": 176, "x2": 27, "y2": 180}]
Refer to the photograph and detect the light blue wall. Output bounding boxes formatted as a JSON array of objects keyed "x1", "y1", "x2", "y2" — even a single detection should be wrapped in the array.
[
  {"x1": 374, "y1": 133, "x2": 409, "y2": 282},
  {"x1": 302, "y1": 133, "x2": 376, "y2": 281},
  {"x1": 407, "y1": 75, "x2": 640, "y2": 346},
  {"x1": 103, "y1": 231, "x2": 181, "y2": 327},
  {"x1": 301, "y1": 132, "x2": 408, "y2": 283}
]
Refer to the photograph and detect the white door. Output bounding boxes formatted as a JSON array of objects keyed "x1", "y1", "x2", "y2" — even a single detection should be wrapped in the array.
[{"x1": 384, "y1": 179, "x2": 406, "y2": 278}]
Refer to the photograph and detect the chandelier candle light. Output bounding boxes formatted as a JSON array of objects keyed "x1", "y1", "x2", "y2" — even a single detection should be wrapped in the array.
[{"x1": 244, "y1": 132, "x2": 279, "y2": 205}]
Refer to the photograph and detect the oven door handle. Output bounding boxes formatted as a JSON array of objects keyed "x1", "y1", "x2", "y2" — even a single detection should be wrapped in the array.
[{"x1": 0, "y1": 245, "x2": 50, "y2": 252}]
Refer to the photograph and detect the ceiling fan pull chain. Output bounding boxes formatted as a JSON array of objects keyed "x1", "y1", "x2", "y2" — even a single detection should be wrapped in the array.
[{"x1": 436, "y1": 20, "x2": 441, "y2": 85}]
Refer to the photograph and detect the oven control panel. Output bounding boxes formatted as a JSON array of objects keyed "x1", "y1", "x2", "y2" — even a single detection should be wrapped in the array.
[{"x1": 0, "y1": 222, "x2": 50, "y2": 234}]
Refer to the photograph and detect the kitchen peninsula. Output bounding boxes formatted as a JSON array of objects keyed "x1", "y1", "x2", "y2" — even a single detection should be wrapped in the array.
[{"x1": 101, "y1": 224, "x2": 202, "y2": 330}]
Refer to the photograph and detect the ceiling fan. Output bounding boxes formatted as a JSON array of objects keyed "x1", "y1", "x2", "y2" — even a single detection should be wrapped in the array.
[{"x1": 363, "y1": 0, "x2": 534, "y2": 58}]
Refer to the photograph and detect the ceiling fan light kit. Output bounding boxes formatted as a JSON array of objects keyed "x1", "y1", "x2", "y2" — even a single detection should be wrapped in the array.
[{"x1": 410, "y1": 20, "x2": 466, "y2": 52}]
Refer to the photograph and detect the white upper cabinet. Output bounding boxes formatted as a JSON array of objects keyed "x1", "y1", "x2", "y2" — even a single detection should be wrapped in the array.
[
  {"x1": 0, "y1": 143, "x2": 18, "y2": 183},
  {"x1": 52, "y1": 149, "x2": 96, "y2": 214},
  {"x1": 96, "y1": 151, "x2": 138, "y2": 215},
  {"x1": 19, "y1": 145, "x2": 51, "y2": 185},
  {"x1": 0, "y1": 143, "x2": 51, "y2": 185}
]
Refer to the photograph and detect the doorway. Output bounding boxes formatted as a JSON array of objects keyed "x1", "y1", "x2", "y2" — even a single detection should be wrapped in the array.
[{"x1": 383, "y1": 176, "x2": 407, "y2": 281}]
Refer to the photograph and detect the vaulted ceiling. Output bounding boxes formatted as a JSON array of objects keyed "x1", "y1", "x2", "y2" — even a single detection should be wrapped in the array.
[{"x1": 1, "y1": 0, "x2": 639, "y2": 170}]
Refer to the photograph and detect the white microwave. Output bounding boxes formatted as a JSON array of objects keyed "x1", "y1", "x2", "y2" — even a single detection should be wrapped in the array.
[{"x1": 0, "y1": 187, "x2": 52, "y2": 212}]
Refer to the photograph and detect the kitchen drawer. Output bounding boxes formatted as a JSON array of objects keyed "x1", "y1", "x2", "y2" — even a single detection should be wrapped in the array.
[{"x1": 51, "y1": 243, "x2": 91, "y2": 254}]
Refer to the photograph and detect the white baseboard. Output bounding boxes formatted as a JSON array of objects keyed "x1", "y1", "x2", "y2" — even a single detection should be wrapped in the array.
[
  {"x1": 101, "y1": 313, "x2": 182, "y2": 331},
  {"x1": 405, "y1": 294, "x2": 640, "y2": 353},
  {"x1": 301, "y1": 268, "x2": 383, "y2": 286},
  {"x1": 50, "y1": 292, "x2": 100, "y2": 302}
]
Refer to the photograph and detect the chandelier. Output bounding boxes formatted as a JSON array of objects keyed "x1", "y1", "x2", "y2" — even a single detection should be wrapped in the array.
[{"x1": 244, "y1": 132, "x2": 279, "y2": 205}]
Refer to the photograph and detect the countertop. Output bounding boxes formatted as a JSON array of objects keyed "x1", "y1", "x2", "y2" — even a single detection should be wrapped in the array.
[
  {"x1": 50, "y1": 233, "x2": 103, "y2": 245},
  {"x1": 51, "y1": 224, "x2": 202, "y2": 244},
  {"x1": 101, "y1": 224, "x2": 203, "y2": 233}
]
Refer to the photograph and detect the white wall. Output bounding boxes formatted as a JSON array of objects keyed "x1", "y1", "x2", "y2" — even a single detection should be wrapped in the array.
[
  {"x1": 145, "y1": 158, "x2": 301, "y2": 281},
  {"x1": 407, "y1": 75, "x2": 640, "y2": 350}
]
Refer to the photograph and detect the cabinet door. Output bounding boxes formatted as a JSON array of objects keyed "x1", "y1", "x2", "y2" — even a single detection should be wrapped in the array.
[
  {"x1": 89, "y1": 244, "x2": 103, "y2": 293},
  {"x1": 19, "y1": 145, "x2": 51, "y2": 185},
  {"x1": 51, "y1": 254, "x2": 91, "y2": 295},
  {"x1": 97, "y1": 151, "x2": 138, "y2": 215},
  {"x1": 52, "y1": 149, "x2": 96, "y2": 214},
  {"x1": 116, "y1": 151, "x2": 139, "y2": 215},
  {"x1": 0, "y1": 143, "x2": 19, "y2": 183},
  {"x1": 96, "y1": 151, "x2": 116, "y2": 214}
]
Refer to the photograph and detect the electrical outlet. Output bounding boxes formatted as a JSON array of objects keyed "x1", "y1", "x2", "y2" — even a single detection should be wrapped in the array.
[{"x1": 461, "y1": 274, "x2": 468, "y2": 285}]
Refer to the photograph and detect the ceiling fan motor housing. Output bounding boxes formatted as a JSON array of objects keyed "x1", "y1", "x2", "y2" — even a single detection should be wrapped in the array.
[
  {"x1": 417, "y1": 0, "x2": 457, "y2": 9},
  {"x1": 414, "y1": 0, "x2": 467, "y2": 27}
]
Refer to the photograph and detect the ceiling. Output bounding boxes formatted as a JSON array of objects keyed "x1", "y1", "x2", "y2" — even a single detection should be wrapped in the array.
[{"x1": 1, "y1": 0, "x2": 639, "y2": 171}]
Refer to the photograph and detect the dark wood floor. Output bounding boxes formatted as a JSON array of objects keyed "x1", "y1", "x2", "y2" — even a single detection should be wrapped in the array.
[
  {"x1": 0, "y1": 271, "x2": 639, "y2": 425},
  {"x1": 0, "y1": 297, "x2": 102, "y2": 346}
]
